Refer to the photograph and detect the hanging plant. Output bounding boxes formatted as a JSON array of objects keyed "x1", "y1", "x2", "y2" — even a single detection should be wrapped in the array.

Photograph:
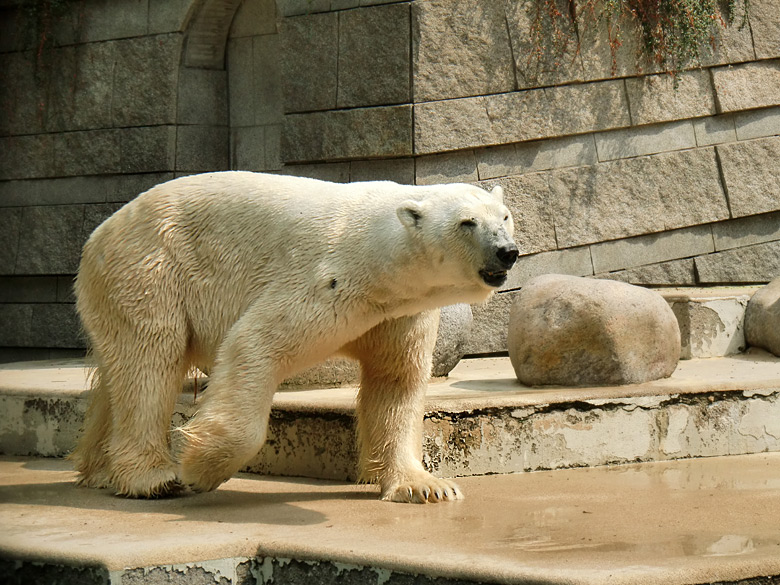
[{"x1": 526, "y1": 0, "x2": 751, "y2": 78}]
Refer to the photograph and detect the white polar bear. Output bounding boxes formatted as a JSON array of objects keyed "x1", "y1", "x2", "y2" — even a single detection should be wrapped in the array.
[{"x1": 71, "y1": 171, "x2": 517, "y2": 502}]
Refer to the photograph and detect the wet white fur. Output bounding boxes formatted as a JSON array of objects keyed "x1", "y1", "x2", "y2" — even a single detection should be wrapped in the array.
[{"x1": 71, "y1": 171, "x2": 514, "y2": 502}]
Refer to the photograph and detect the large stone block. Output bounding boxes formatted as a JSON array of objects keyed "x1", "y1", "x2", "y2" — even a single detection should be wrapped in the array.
[
  {"x1": 338, "y1": 3, "x2": 410, "y2": 108},
  {"x1": 53, "y1": 129, "x2": 121, "y2": 177},
  {"x1": 414, "y1": 80, "x2": 629, "y2": 154},
  {"x1": 350, "y1": 158, "x2": 415, "y2": 184},
  {"x1": 176, "y1": 125, "x2": 230, "y2": 172},
  {"x1": 596, "y1": 258, "x2": 696, "y2": 287},
  {"x1": 229, "y1": 0, "x2": 278, "y2": 37},
  {"x1": 0, "y1": 174, "x2": 171, "y2": 207},
  {"x1": 549, "y1": 147, "x2": 729, "y2": 248},
  {"x1": 505, "y1": 0, "x2": 584, "y2": 89},
  {"x1": 590, "y1": 224, "x2": 714, "y2": 274},
  {"x1": 0, "y1": 134, "x2": 55, "y2": 181},
  {"x1": 735, "y1": 107, "x2": 780, "y2": 141},
  {"x1": 751, "y1": 0, "x2": 780, "y2": 59},
  {"x1": 412, "y1": 0, "x2": 514, "y2": 101},
  {"x1": 625, "y1": 70, "x2": 716, "y2": 126},
  {"x1": 716, "y1": 136, "x2": 780, "y2": 218},
  {"x1": 282, "y1": 105, "x2": 413, "y2": 162},
  {"x1": 0, "y1": 208, "x2": 22, "y2": 274},
  {"x1": 478, "y1": 174, "x2": 558, "y2": 257},
  {"x1": 699, "y1": 1, "x2": 755, "y2": 66},
  {"x1": 415, "y1": 151, "x2": 478, "y2": 185},
  {"x1": 507, "y1": 275, "x2": 680, "y2": 386},
  {"x1": 0, "y1": 276, "x2": 58, "y2": 303},
  {"x1": 476, "y1": 135, "x2": 597, "y2": 180},
  {"x1": 712, "y1": 211, "x2": 780, "y2": 252},
  {"x1": 120, "y1": 126, "x2": 177, "y2": 174},
  {"x1": 44, "y1": 42, "x2": 115, "y2": 133},
  {"x1": 745, "y1": 277, "x2": 780, "y2": 356},
  {"x1": 576, "y1": 5, "x2": 650, "y2": 80},
  {"x1": 693, "y1": 114, "x2": 736, "y2": 147},
  {"x1": 177, "y1": 67, "x2": 228, "y2": 126},
  {"x1": 462, "y1": 290, "x2": 514, "y2": 356},
  {"x1": 505, "y1": 246, "x2": 594, "y2": 291},
  {"x1": 0, "y1": 51, "x2": 47, "y2": 136},
  {"x1": 252, "y1": 35, "x2": 284, "y2": 126},
  {"x1": 712, "y1": 60, "x2": 780, "y2": 113},
  {"x1": 76, "y1": 0, "x2": 149, "y2": 43},
  {"x1": 29, "y1": 303, "x2": 84, "y2": 349},
  {"x1": 594, "y1": 120, "x2": 696, "y2": 162},
  {"x1": 0, "y1": 304, "x2": 32, "y2": 346},
  {"x1": 14, "y1": 205, "x2": 86, "y2": 275},
  {"x1": 112, "y1": 34, "x2": 181, "y2": 127},
  {"x1": 226, "y1": 36, "x2": 254, "y2": 127},
  {"x1": 281, "y1": 11, "x2": 338, "y2": 113},
  {"x1": 696, "y1": 240, "x2": 780, "y2": 284}
]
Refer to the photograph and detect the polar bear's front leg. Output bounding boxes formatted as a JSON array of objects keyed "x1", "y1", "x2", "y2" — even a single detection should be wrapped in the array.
[
  {"x1": 348, "y1": 311, "x2": 463, "y2": 504},
  {"x1": 178, "y1": 324, "x2": 279, "y2": 492}
]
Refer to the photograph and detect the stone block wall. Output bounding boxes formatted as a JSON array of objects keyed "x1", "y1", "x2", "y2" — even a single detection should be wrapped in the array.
[{"x1": 0, "y1": 0, "x2": 778, "y2": 362}]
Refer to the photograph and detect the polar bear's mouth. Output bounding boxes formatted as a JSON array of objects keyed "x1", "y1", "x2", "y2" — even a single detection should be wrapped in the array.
[{"x1": 479, "y1": 269, "x2": 508, "y2": 287}]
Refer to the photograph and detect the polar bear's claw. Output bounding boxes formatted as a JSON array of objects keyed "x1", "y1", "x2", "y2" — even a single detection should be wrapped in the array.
[{"x1": 383, "y1": 475, "x2": 463, "y2": 504}]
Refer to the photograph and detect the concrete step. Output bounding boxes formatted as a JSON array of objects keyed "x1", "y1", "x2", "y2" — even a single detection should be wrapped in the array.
[
  {"x1": 2, "y1": 350, "x2": 779, "y2": 481},
  {"x1": 1, "y1": 453, "x2": 779, "y2": 585}
]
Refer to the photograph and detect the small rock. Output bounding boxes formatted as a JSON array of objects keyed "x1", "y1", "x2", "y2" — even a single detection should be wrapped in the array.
[
  {"x1": 507, "y1": 274, "x2": 681, "y2": 386},
  {"x1": 745, "y1": 277, "x2": 780, "y2": 357}
]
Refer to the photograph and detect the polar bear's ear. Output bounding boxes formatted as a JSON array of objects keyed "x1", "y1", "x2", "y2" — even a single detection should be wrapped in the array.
[
  {"x1": 490, "y1": 185, "x2": 505, "y2": 203},
  {"x1": 397, "y1": 200, "x2": 424, "y2": 228}
]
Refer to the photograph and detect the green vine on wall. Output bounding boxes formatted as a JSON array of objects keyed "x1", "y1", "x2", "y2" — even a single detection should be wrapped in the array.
[{"x1": 528, "y1": 0, "x2": 751, "y2": 78}]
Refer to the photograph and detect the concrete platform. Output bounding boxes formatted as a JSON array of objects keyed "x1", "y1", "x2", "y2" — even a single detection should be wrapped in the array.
[
  {"x1": 2, "y1": 351, "x2": 780, "y2": 480},
  {"x1": 1, "y1": 453, "x2": 779, "y2": 584}
]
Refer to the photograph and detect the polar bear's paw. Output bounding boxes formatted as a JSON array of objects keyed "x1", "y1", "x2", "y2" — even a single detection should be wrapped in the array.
[
  {"x1": 382, "y1": 473, "x2": 464, "y2": 504},
  {"x1": 112, "y1": 465, "x2": 182, "y2": 499}
]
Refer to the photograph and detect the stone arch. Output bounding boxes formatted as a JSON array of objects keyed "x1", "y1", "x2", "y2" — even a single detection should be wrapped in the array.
[{"x1": 183, "y1": 0, "x2": 245, "y2": 69}]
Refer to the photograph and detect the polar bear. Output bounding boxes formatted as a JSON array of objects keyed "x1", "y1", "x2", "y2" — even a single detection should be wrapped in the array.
[{"x1": 71, "y1": 171, "x2": 517, "y2": 502}]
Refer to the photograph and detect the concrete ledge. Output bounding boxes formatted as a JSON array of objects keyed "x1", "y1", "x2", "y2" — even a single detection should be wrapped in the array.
[
  {"x1": 2, "y1": 348, "x2": 779, "y2": 480},
  {"x1": 1, "y1": 454, "x2": 779, "y2": 584}
]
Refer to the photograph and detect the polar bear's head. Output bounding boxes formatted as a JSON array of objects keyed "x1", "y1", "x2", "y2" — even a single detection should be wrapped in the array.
[{"x1": 397, "y1": 184, "x2": 518, "y2": 292}]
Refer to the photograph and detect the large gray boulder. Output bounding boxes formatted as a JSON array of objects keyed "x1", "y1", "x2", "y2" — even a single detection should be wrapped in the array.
[
  {"x1": 507, "y1": 274, "x2": 681, "y2": 386},
  {"x1": 745, "y1": 277, "x2": 780, "y2": 357}
]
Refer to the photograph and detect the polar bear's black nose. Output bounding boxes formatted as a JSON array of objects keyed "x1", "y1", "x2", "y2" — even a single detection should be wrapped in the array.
[{"x1": 497, "y1": 243, "x2": 519, "y2": 268}]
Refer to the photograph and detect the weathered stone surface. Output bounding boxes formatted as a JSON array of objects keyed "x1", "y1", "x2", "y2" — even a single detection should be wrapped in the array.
[
  {"x1": 478, "y1": 174, "x2": 558, "y2": 257},
  {"x1": 716, "y1": 136, "x2": 780, "y2": 218},
  {"x1": 412, "y1": 0, "x2": 514, "y2": 102},
  {"x1": 0, "y1": 134, "x2": 55, "y2": 181},
  {"x1": 29, "y1": 303, "x2": 84, "y2": 348},
  {"x1": 664, "y1": 289, "x2": 754, "y2": 359},
  {"x1": 177, "y1": 67, "x2": 228, "y2": 126},
  {"x1": 625, "y1": 70, "x2": 716, "y2": 126},
  {"x1": 550, "y1": 147, "x2": 729, "y2": 248},
  {"x1": 282, "y1": 105, "x2": 412, "y2": 162},
  {"x1": 15, "y1": 205, "x2": 86, "y2": 275},
  {"x1": 751, "y1": 0, "x2": 780, "y2": 59},
  {"x1": 0, "y1": 51, "x2": 46, "y2": 136},
  {"x1": 120, "y1": 126, "x2": 177, "y2": 174},
  {"x1": 576, "y1": 5, "x2": 650, "y2": 80},
  {"x1": 350, "y1": 158, "x2": 415, "y2": 184},
  {"x1": 476, "y1": 135, "x2": 597, "y2": 180},
  {"x1": 507, "y1": 275, "x2": 681, "y2": 386},
  {"x1": 693, "y1": 114, "x2": 736, "y2": 146},
  {"x1": 112, "y1": 35, "x2": 181, "y2": 127},
  {"x1": 712, "y1": 60, "x2": 780, "y2": 113},
  {"x1": 231, "y1": 126, "x2": 266, "y2": 171},
  {"x1": 416, "y1": 151, "x2": 478, "y2": 185},
  {"x1": 230, "y1": 0, "x2": 278, "y2": 37},
  {"x1": 595, "y1": 120, "x2": 696, "y2": 162},
  {"x1": 695, "y1": 240, "x2": 780, "y2": 284},
  {"x1": 699, "y1": 0, "x2": 755, "y2": 66},
  {"x1": 431, "y1": 303, "x2": 473, "y2": 377},
  {"x1": 176, "y1": 125, "x2": 230, "y2": 172},
  {"x1": 338, "y1": 3, "x2": 410, "y2": 108},
  {"x1": 735, "y1": 106, "x2": 780, "y2": 140},
  {"x1": 282, "y1": 358, "x2": 360, "y2": 388},
  {"x1": 53, "y1": 129, "x2": 121, "y2": 177},
  {"x1": 0, "y1": 277, "x2": 58, "y2": 304},
  {"x1": 712, "y1": 210, "x2": 780, "y2": 252},
  {"x1": 0, "y1": 207, "x2": 21, "y2": 274},
  {"x1": 251, "y1": 34, "x2": 284, "y2": 126},
  {"x1": 596, "y1": 258, "x2": 697, "y2": 287},
  {"x1": 505, "y1": 0, "x2": 584, "y2": 88},
  {"x1": 414, "y1": 80, "x2": 630, "y2": 154},
  {"x1": 745, "y1": 277, "x2": 780, "y2": 357},
  {"x1": 506, "y1": 246, "x2": 594, "y2": 291},
  {"x1": 590, "y1": 224, "x2": 714, "y2": 274},
  {"x1": 281, "y1": 11, "x2": 338, "y2": 113}
]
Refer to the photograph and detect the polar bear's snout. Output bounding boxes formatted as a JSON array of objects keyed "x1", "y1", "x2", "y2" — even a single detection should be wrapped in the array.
[{"x1": 496, "y1": 242, "x2": 519, "y2": 269}]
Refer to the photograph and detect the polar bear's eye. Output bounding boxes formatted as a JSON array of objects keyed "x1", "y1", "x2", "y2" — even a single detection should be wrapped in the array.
[
  {"x1": 460, "y1": 219, "x2": 477, "y2": 228},
  {"x1": 504, "y1": 215, "x2": 509, "y2": 221}
]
